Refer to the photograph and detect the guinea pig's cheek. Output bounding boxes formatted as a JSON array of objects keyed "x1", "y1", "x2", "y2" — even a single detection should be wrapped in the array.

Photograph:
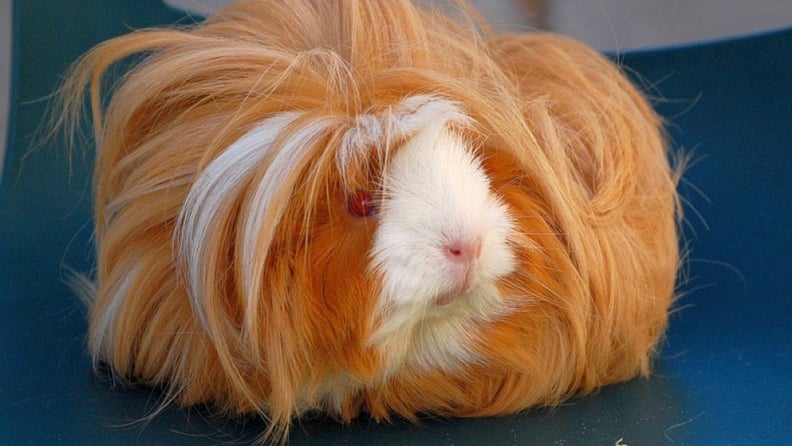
[{"x1": 478, "y1": 198, "x2": 518, "y2": 281}]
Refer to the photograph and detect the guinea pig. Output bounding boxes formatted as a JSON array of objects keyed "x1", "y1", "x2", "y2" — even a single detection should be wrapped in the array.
[{"x1": 56, "y1": 0, "x2": 680, "y2": 441}]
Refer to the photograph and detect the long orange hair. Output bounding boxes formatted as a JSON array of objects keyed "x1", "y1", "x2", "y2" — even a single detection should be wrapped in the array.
[{"x1": 56, "y1": 0, "x2": 680, "y2": 441}]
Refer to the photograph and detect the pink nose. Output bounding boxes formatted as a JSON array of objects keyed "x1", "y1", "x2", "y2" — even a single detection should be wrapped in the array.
[
  {"x1": 443, "y1": 237, "x2": 482, "y2": 295},
  {"x1": 444, "y1": 238, "x2": 482, "y2": 264}
]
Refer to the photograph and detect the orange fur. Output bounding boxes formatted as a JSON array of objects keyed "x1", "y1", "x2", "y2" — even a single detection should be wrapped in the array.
[{"x1": 56, "y1": 0, "x2": 680, "y2": 442}]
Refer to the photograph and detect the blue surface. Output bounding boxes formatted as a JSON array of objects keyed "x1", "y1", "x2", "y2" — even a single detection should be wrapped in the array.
[
  {"x1": 1, "y1": 1, "x2": 790, "y2": 444},
  {"x1": 620, "y1": 28, "x2": 792, "y2": 443}
]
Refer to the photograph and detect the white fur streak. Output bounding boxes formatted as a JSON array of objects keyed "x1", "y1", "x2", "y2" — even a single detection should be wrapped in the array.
[
  {"x1": 176, "y1": 113, "x2": 301, "y2": 331},
  {"x1": 88, "y1": 262, "x2": 142, "y2": 363},
  {"x1": 370, "y1": 121, "x2": 516, "y2": 374},
  {"x1": 239, "y1": 117, "x2": 336, "y2": 336},
  {"x1": 337, "y1": 95, "x2": 473, "y2": 178}
]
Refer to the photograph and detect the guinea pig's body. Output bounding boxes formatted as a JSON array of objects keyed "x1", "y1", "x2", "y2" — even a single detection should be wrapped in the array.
[{"x1": 60, "y1": 0, "x2": 680, "y2": 439}]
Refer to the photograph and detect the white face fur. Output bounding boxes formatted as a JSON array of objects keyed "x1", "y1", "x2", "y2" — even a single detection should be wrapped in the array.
[{"x1": 369, "y1": 119, "x2": 517, "y2": 375}]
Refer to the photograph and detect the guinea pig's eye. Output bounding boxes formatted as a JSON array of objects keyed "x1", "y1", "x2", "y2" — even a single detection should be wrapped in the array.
[{"x1": 347, "y1": 190, "x2": 378, "y2": 217}]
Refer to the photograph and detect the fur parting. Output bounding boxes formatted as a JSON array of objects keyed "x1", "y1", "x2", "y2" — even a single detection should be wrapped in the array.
[{"x1": 55, "y1": 0, "x2": 682, "y2": 442}]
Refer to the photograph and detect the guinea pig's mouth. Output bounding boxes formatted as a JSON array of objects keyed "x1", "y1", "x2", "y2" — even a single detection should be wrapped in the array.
[
  {"x1": 435, "y1": 293, "x2": 458, "y2": 306},
  {"x1": 433, "y1": 283, "x2": 478, "y2": 307},
  {"x1": 435, "y1": 271, "x2": 481, "y2": 306}
]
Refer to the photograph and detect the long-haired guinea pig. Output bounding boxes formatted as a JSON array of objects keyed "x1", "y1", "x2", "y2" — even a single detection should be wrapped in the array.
[{"x1": 56, "y1": 0, "x2": 680, "y2": 440}]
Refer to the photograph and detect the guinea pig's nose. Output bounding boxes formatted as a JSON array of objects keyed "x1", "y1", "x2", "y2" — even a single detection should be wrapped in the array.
[
  {"x1": 441, "y1": 237, "x2": 482, "y2": 299},
  {"x1": 444, "y1": 237, "x2": 482, "y2": 266}
]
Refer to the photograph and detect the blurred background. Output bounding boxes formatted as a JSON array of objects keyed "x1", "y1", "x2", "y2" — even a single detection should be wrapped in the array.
[
  {"x1": 160, "y1": 0, "x2": 792, "y2": 50},
  {"x1": 2, "y1": 0, "x2": 792, "y2": 177}
]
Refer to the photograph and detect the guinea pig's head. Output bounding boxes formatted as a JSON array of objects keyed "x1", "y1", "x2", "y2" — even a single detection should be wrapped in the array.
[{"x1": 175, "y1": 95, "x2": 518, "y2": 395}]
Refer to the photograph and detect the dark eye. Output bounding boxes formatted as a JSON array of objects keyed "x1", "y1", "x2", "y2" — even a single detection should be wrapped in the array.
[{"x1": 347, "y1": 190, "x2": 378, "y2": 217}]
